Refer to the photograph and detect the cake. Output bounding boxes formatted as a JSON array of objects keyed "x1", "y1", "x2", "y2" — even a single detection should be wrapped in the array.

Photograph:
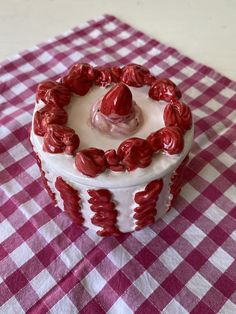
[{"x1": 30, "y1": 63, "x2": 193, "y2": 236}]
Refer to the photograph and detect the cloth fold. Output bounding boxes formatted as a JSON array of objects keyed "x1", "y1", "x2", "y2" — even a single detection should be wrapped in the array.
[{"x1": 0, "y1": 14, "x2": 236, "y2": 313}]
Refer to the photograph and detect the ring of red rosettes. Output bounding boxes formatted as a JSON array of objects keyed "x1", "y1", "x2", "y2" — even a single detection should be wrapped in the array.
[{"x1": 33, "y1": 63, "x2": 192, "y2": 178}]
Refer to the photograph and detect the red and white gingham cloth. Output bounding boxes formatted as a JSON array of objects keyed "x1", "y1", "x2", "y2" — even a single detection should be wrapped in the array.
[{"x1": 0, "y1": 15, "x2": 236, "y2": 313}]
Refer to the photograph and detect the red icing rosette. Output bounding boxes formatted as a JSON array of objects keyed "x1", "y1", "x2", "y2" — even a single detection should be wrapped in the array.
[
  {"x1": 34, "y1": 105, "x2": 68, "y2": 136},
  {"x1": 134, "y1": 179, "x2": 164, "y2": 205},
  {"x1": 134, "y1": 179, "x2": 163, "y2": 230},
  {"x1": 117, "y1": 137, "x2": 153, "y2": 171},
  {"x1": 75, "y1": 148, "x2": 107, "y2": 177},
  {"x1": 149, "y1": 79, "x2": 181, "y2": 102},
  {"x1": 36, "y1": 81, "x2": 71, "y2": 108},
  {"x1": 43, "y1": 124, "x2": 80, "y2": 155},
  {"x1": 94, "y1": 66, "x2": 121, "y2": 86},
  {"x1": 161, "y1": 126, "x2": 184, "y2": 155},
  {"x1": 61, "y1": 63, "x2": 95, "y2": 96},
  {"x1": 105, "y1": 149, "x2": 124, "y2": 171},
  {"x1": 147, "y1": 126, "x2": 184, "y2": 155},
  {"x1": 164, "y1": 100, "x2": 192, "y2": 132},
  {"x1": 121, "y1": 64, "x2": 150, "y2": 87}
]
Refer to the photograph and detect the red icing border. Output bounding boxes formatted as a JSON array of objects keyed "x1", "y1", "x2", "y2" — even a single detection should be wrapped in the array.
[
  {"x1": 55, "y1": 176, "x2": 84, "y2": 225},
  {"x1": 87, "y1": 189, "x2": 121, "y2": 236},
  {"x1": 35, "y1": 153, "x2": 56, "y2": 205},
  {"x1": 166, "y1": 155, "x2": 189, "y2": 212},
  {"x1": 134, "y1": 179, "x2": 163, "y2": 230},
  {"x1": 34, "y1": 63, "x2": 192, "y2": 177}
]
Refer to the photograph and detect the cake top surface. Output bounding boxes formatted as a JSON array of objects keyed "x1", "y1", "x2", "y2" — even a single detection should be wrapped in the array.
[{"x1": 31, "y1": 63, "x2": 193, "y2": 187}]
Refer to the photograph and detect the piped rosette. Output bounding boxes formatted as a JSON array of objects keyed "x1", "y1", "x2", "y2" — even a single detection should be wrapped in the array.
[{"x1": 90, "y1": 83, "x2": 143, "y2": 138}]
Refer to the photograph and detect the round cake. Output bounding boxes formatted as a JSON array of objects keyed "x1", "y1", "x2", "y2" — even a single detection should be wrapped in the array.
[{"x1": 30, "y1": 63, "x2": 193, "y2": 236}]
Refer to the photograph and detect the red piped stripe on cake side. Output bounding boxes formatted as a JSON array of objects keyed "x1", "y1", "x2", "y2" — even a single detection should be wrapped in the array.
[
  {"x1": 87, "y1": 189, "x2": 121, "y2": 236},
  {"x1": 166, "y1": 155, "x2": 190, "y2": 212},
  {"x1": 55, "y1": 177, "x2": 84, "y2": 225},
  {"x1": 134, "y1": 179, "x2": 163, "y2": 230},
  {"x1": 34, "y1": 153, "x2": 56, "y2": 205}
]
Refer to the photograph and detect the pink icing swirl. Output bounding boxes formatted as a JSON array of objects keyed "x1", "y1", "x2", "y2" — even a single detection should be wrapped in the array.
[{"x1": 90, "y1": 100, "x2": 143, "y2": 138}]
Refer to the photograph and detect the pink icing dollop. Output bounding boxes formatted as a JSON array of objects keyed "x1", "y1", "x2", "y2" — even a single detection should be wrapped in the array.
[
  {"x1": 90, "y1": 99, "x2": 143, "y2": 138},
  {"x1": 90, "y1": 83, "x2": 143, "y2": 138}
]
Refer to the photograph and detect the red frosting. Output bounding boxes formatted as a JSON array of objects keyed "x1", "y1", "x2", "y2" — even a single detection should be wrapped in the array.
[
  {"x1": 105, "y1": 149, "x2": 124, "y2": 171},
  {"x1": 100, "y1": 83, "x2": 133, "y2": 116},
  {"x1": 117, "y1": 137, "x2": 153, "y2": 171},
  {"x1": 35, "y1": 153, "x2": 56, "y2": 205},
  {"x1": 34, "y1": 105, "x2": 68, "y2": 136},
  {"x1": 164, "y1": 100, "x2": 192, "y2": 132},
  {"x1": 110, "y1": 66, "x2": 122, "y2": 82},
  {"x1": 61, "y1": 63, "x2": 95, "y2": 96},
  {"x1": 36, "y1": 81, "x2": 71, "y2": 108},
  {"x1": 149, "y1": 79, "x2": 182, "y2": 102},
  {"x1": 94, "y1": 66, "x2": 121, "y2": 86},
  {"x1": 134, "y1": 179, "x2": 163, "y2": 230},
  {"x1": 75, "y1": 148, "x2": 106, "y2": 177},
  {"x1": 43, "y1": 124, "x2": 80, "y2": 155},
  {"x1": 161, "y1": 127, "x2": 184, "y2": 155},
  {"x1": 167, "y1": 155, "x2": 189, "y2": 211},
  {"x1": 88, "y1": 189, "x2": 121, "y2": 236},
  {"x1": 144, "y1": 74, "x2": 156, "y2": 86},
  {"x1": 147, "y1": 126, "x2": 184, "y2": 155},
  {"x1": 55, "y1": 176, "x2": 84, "y2": 225},
  {"x1": 94, "y1": 66, "x2": 113, "y2": 86},
  {"x1": 121, "y1": 64, "x2": 150, "y2": 87}
]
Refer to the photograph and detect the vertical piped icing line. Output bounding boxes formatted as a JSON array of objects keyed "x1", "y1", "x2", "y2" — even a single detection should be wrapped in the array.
[
  {"x1": 166, "y1": 155, "x2": 190, "y2": 212},
  {"x1": 134, "y1": 179, "x2": 164, "y2": 230},
  {"x1": 35, "y1": 153, "x2": 56, "y2": 205},
  {"x1": 55, "y1": 177, "x2": 84, "y2": 225},
  {"x1": 87, "y1": 189, "x2": 121, "y2": 236}
]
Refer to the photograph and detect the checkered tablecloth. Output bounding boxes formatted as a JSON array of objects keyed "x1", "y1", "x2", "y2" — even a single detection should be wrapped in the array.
[{"x1": 0, "y1": 14, "x2": 236, "y2": 314}]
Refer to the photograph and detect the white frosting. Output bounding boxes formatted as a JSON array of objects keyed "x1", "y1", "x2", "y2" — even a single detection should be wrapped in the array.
[{"x1": 30, "y1": 84, "x2": 194, "y2": 233}]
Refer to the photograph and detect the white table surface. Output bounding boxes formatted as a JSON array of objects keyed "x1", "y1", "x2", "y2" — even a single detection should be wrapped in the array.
[{"x1": 1, "y1": 0, "x2": 236, "y2": 81}]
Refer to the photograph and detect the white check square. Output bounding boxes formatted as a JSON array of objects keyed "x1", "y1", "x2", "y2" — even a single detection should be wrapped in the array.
[
  {"x1": 51, "y1": 295, "x2": 78, "y2": 314},
  {"x1": 205, "y1": 99, "x2": 222, "y2": 111},
  {"x1": 186, "y1": 272, "x2": 211, "y2": 299},
  {"x1": 0, "y1": 296, "x2": 24, "y2": 314},
  {"x1": 164, "y1": 299, "x2": 189, "y2": 314},
  {"x1": 31, "y1": 269, "x2": 56, "y2": 298},
  {"x1": 204, "y1": 204, "x2": 226, "y2": 224},
  {"x1": 181, "y1": 184, "x2": 200, "y2": 203},
  {"x1": 118, "y1": 47, "x2": 130, "y2": 57},
  {"x1": 134, "y1": 272, "x2": 159, "y2": 298},
  {"x1": 209, "y1": 247, "x2": 234, "y2": 273},
  {"x1": 108, "y1": 297, "x2": 133, "y2": 314},
  {"x1": 60, "y1": 244, "x2": 83, "y2": 268},
  {"x1": 10, "y1": 242, "x2": 34, "y2": 267},
  {"x1": 198, "y1": 164, "x2": 220, "y2": 183},
  {"x1": 11, "y1": 82, "x2": 26, "y2": 94},
  {"x1": 220, "y1": 87, "x2": 235, "y2": 98},
  {"x1": 107, "y1": 245, "x2": 132, "y2": 268},
  {"x1": 159, "y1": 247, "x2": 183, "y2": 271},
  {"x1": 217, "y1": 152, "x2": 235, "y2": 168},
  {"x1": 0, "y1": 220, "x2": 15, "y2": 242},
  {"x1": 38, "y1": 220, "x2": 62, "y2": 242},
  {"x1": 182, "y1": 224, "x2": 206, "y2": 247},
  {"x1": 81, "y1": 269, "x2": 106, "y2": 297}
]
